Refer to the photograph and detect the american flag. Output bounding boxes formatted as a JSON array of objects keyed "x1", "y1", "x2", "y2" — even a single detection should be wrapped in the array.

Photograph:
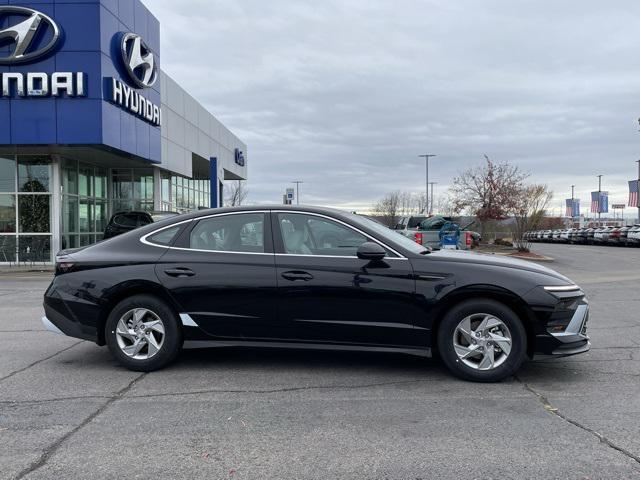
[
  {"x1": 629, "y1": 180, "x2": 639, "y2": 208},
  {"x1": 591, "y1": 192, "x2": 600, "y2": 213},
  {"x1": 565, "y1": 199, "x2": 579, "y2": 217},
  {"x1": 565, "y1": 199, "x2": 573, "y2": 217}
]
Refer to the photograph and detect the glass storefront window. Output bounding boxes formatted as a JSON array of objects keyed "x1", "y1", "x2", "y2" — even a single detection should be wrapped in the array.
[
  {"x1": 0, "y1": 194, "x2": 16, "y2": 233},
  {"x1": 133, "y1": 170, "x2": 154, "y2": 200},
  {"x1": 18, "y1": 195, "x2": 50, "y2": 233},
  {"x1": 95, "y1": 200, "x2": 108, "y2": 233},
  {"x1": 79, "y1": 166, "x2": 93, "y2": 197},
  {"x1": 0, "y1": 157, "x2": 16, "y2": 192},
  {"x1": 62, "y1": 159, "x2": 78, "y2": 195},
  {"x1": 0, "y1": 236, "x2": 17, "y2": 262},
  {"x1": 18, "y1": 156, "x2": 51, "y2": 193},
  {"x1": 95, "y1": 169, "x2": 107, "y2": 198},
  {"x1": 79, "y1": 198, "x2": 94, "y2": 233},
  {"x1": 18, "y1": 236, "x2": 51, "y2": 263},
  {"x1": 113, "y1": 169, "x2": 133, "y2": 200},
  {"x1": 63, "y1": 195, "x2": 78, "y2": 234}
]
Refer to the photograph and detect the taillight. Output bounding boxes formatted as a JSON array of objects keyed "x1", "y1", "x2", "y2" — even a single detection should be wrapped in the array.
[
  {"x1": 466, "y1": 231, "x2": 472, "y2": 246},
  {"x1": 55, "y1": 255, "x2": 75, "y2": 274},
  {"x1": 414, "y1": 232, "x2": 423, "y2": 244}
]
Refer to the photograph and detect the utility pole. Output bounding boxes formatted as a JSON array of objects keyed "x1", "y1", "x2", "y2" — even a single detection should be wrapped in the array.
[
  {"x1": 429, "y1": 182, "x2": 437, "y2": 216},
  {"x1": 418, "y1": 154, "x2": 436, "y2": 215},
  {"x1": 597, "y1": 175, "x2": 603, "y2": 224},
  {"x1": 292, "y1": 180, "x2": 303, "y2": 205}
]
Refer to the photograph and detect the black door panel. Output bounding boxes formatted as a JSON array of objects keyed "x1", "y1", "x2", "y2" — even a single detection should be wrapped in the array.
[
  {"x1": 269, "y1": 211, "x2": 425, "y2": 347},
  {"x1": 155, "y1": 212, "x2": 278, "y2": 340},
  {"x1": 273, "y1": 256, "x2": 424, "y2": 346}
]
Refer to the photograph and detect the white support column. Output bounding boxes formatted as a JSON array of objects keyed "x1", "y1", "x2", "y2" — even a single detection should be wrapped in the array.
[
  {"x1": 153, "y1": 167, "x2": 162, "y2": 211},
  {"x1": 51, "y1": 155, "x2": 62, "y2": 261}
]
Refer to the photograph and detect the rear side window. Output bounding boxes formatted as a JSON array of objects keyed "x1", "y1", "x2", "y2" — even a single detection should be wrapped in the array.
[
  {"x1": 147, "y1": 225, "x2": 181, "y2": 246},
  {"x1": 113, "y1": 214, "x2": 137, "y2": 227},
  {"x1": 407, "y1": 216, "x2": 427, "y2": 228},
  {"x1": 189, "y1": 213, "x2": 265, "y2": 253}
]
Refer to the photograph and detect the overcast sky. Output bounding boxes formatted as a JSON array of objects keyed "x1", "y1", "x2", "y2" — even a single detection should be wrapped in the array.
[{"x1": 145, "y1": 0, "x2": 640, "y2": 215}]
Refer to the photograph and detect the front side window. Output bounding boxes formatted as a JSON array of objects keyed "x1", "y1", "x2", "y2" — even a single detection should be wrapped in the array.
[
  {"x1": 190, "y1": 213, "x2": 264, "y2": 253},
  {"x1": 277, "y1": 213, "x2": 367, "y2": 256}
]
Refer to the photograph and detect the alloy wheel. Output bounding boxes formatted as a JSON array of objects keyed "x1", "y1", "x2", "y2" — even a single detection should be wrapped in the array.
[
  {"x1": 452, "y1": 313, "x2": 512, "y2": 371},
  {"x1": 115, "y1": 308, "x2": 165, "y2": 360}
]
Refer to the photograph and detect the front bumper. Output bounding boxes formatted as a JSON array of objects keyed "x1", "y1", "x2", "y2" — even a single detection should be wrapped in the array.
[{"x1": 538, "y1": 301, "x2": 590, "y2": 357}]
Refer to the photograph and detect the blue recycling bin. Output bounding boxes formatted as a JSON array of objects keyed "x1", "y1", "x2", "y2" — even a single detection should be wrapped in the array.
[{"x1": 439, "y1": 222, "x2": 460, "y2": 249}]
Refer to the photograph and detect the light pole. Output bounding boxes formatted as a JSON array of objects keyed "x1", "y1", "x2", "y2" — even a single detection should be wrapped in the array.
[
  {"x1": 429, "y1": 182, "x2": 437, "y2": 216},
  {"x1": 596, "y1": 175, "x2": 603, "y2": 224},
  {"x1": 418, "y1": 154, "x2": 436, "y2": 215},
  {"x1": 292, "y1": 180, "x2": 303, "y2": 205}
]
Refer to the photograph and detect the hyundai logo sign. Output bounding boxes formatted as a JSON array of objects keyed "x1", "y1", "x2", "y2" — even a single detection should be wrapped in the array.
[
  {"x1": 120, "y1": 33, "x2": 158, "y2": 88},
  {"x1": 0, "y1": 6, "x2": 61, "y2": 65},
  {"x1": 235, "y1": 149, "x2": 245, "y2": 166}
]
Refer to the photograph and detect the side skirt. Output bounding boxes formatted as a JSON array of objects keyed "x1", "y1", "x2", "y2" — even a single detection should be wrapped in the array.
[{"x1": 182, "y1": 339, "x2": 432, "y2": 358}]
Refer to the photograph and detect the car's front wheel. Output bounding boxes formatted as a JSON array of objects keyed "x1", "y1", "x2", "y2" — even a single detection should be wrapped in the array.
[
  {"x1": 437, "y1": 299, "x2": 527, "y2": 382},
  {"x1": 105, "y1": 294, "x2": 182, "y2": 372}
]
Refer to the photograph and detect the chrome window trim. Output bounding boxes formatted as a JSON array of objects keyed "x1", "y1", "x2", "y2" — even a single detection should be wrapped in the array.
[
  {"x1": 140, "y1": 209, "x2": 408, "y2": 259},
  {"x1": 139, "y1": 218, "x2": 194, "y2": 248},
  {"x1": 272, "y1": 210, "x2": 406, "y2": 259}
]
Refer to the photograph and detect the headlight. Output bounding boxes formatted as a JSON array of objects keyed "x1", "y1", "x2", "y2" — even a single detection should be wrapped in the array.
[{"x1": 543, "y1": 285, "x2": 580, "y2": 292}]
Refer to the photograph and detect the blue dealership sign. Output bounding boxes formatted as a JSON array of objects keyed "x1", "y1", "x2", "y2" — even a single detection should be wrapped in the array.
[{"x1": 0, "y1": 0, "x2": 162, "y2": 163}]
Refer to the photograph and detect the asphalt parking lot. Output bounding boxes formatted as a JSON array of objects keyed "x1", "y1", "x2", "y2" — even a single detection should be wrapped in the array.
[{"x1": 1, "y1": 243, "x2": 639, "y2": 479}]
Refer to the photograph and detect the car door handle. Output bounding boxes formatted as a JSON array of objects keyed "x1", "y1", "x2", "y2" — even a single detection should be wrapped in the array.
[
  {"x1": 281, "y1": 271, "x2": 314, "y2": 281},
  {"x1": 164, "y1": 268, "x2": 195, "y2": 278}
]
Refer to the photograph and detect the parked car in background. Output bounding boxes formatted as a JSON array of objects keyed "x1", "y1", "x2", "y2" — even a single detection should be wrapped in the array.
[
  {"x1": 394, "y1": 215, "x2": 478, "y2": 250},
  {"x1": 104, "y1": 211, "x2": 180, "y2": 240},
  {"x1": 626, "y1": 225, "x2": 640, "y2": 246},
  {"x1": 607, "y1": 227, "x2": 625, "y2": 246},
  {"x1": 572, "y1": 228, "x2": 586, "y2": 244}
]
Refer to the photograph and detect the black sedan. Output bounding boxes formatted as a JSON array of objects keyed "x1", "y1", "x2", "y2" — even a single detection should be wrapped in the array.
[{"x1": 42, "y1": 206, "x2": 590, "y2": 382}]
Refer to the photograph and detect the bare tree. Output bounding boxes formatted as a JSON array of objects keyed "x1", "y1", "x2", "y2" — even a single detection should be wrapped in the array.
[
  {"x1": 412, "y1": 192, "x2": 427, "y2": 215},
  {"x1": 434, "y1": 193, "x2": 456, "y2": 216},
  {"x1": 225, "y1": 180, "x2": 248, "y2": 207},
  {"x1": 451, "y1": 155, "x2": 529, "y2": 235},
  {"x1": 373, "y1": 191, "x2": 401, "y2": 227},
  {"x1": 511, "y1": 184, "x2": 553, "y2": 252}
]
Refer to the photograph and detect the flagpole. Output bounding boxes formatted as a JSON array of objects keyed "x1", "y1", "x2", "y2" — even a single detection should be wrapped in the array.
[
  {"x1": 571, "y1": 185, "x2": 575, "y2": 225},
  {"x1": 636, "y1": 160, "x2": 640, "y2": 225},
  {"x1": 597, "y1": 175, "x2": 603, "y2": 225}
]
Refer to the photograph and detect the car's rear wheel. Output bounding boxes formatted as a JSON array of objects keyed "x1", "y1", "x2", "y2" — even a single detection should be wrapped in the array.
[
  {"x1": 437, "y1": 299, "x2": 526, "y2": 382},
  {"x1": 105, "y1": 295, "x2": 182, "y2": 372}
]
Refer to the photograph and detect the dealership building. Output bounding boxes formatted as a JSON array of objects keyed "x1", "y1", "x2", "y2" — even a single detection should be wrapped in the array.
[{"x1": 0, "y1": 0, "x2": 248, "y2": 263}]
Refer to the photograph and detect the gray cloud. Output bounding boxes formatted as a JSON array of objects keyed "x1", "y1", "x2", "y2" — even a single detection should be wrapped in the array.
[{"x1": 145, "y1": 0, "x2": 640, "y2": 214}]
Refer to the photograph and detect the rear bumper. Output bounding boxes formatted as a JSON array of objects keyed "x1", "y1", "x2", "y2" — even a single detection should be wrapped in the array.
[{"x1": 42, "y1": 301, "x2": 99, "y2": 343}]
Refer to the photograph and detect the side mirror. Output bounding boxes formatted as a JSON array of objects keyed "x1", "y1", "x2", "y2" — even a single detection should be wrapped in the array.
[{"x1": 357, "y1": 242, "x2": 386, "y2": 261}]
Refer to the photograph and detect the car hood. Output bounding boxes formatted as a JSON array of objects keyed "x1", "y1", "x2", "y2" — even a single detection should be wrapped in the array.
[{"x1": 424, "y1": 250, "x2": 572, "y2": 283}]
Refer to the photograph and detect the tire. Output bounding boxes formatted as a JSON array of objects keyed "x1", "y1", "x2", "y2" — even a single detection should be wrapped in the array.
[
  {"x1": 105, "y1": 294, "x2": 182, "y2": 372},
  {"x1": 437, "y1": 299, "x2": 527, "y2": 382}
]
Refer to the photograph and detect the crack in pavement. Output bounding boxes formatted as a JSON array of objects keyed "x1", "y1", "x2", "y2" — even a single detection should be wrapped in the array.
[
  {"x1": 515, "y1": 375, "x2": 640, "y2": 466},
  {"x1": 12, "y1": 373, "x2": 147, "y2": 480},
  {"x1": 0, "y1": 378, "x2": 435, "y2": 406},
  {"x1": 0, "y1": 341, "x2": 83, "y2": 383}
]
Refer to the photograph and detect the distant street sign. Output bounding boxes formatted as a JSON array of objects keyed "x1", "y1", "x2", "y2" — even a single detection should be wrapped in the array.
[
  {"x1": 286, "y1": 188, "x2": 294, "y2": 200},
  {"x1": 612, "y1": 204, "x2": 626, "y2": 209}
]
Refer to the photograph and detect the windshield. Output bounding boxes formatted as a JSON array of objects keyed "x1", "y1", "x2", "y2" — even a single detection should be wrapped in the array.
[{"x1": 346, "y1": 213, "x2": 428, "y2": 255}]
